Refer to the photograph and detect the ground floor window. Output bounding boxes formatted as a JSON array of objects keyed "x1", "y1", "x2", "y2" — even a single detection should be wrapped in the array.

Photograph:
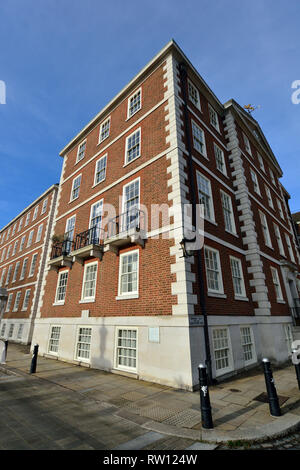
[
  {"x1": 1, "y1": 323, "x2": 6, "y2": 337},
  {"x1": 76, "y1": 327, "x2": 92, "y2": 361},
  {"x1": 48, "y1": 326, "x2": 61, "y2": 354},
  {"x1": 212, "y1": 327, "x2": 232, "y2": 375},
  {"x1": 116, "y1": 328, "x2": 137, "y2": 371},
  {"x1": 240, "y1": 326, "x2": 256, "y2": 365},
  {"x1": 284, "y1": 324, "x2": 293, "y2": 355},
  {"x1": 17, "y1": 324, "x2": 24, "y2": 340},
  {"x1": 8, "y1": 324, "x2": 14, "y2": 339}
]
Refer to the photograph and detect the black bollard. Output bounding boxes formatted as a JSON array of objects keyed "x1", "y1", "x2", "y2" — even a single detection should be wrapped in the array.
[
  {"x1": 4, "y1": 340, "x2": 8, "y2": 360},
  {"x1": 30, "y1": 344, "x2": 39, "y2": 374},
  {"x1": 292, "y1": 349, "x2": 300, "y2": 391},
  {"x1": 198, "y1": 364, "x2": 214, "y2": 429},
  {"x1": 262, "y1": 358, "x2": 281, "y2": 417}
]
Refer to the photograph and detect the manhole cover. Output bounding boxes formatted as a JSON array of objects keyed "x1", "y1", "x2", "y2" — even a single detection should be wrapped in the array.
[
  {"x1": 140, "y1": 406, "x2": 179, "y2": 422},
  {"x1": 253, "y1": 392, "x2": 289, "y2": 406},
  {"x1": 163, "y1": 409, "x2": 202, "y2": 428}
]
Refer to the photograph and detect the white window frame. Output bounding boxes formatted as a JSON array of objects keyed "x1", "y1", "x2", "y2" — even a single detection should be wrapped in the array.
[
  {"x1": 27, "y1": 230, "x2": 34, "y2": 247},
  {"x1": 277, "y1": 199, "x2": 284, "y2": 219},
  {"x1": 6, "y1": 245, "x2": 12, "y2": 259},
  {"x1": 20, "y1": 258, "x2": 28, "y2": 280},
  {"x1": 18, "y1": 217, "x2": 23, "y2": 232},
  {"x1": 208, "y1": 104, "x2": 220, "y2": 132},
  {"x1": 98, "y1": 117, "x2": 110, "y2": 143},
  {"x1": 81, "y1": 262, "x2": 98, "y2": 302},
  {"x1": 36, "y1": 224, "x2": 43, "y2": 243},
  {"x1": 29, "y1": 253, "x2": 38, "y2": 277},
  {"x1": 70, "y1": 174, "x2": 82, "y2": 202},
  {"x1": 192, "y1": 120, "x2": 207, "y2": 157},
  {"x1": 0, "y1": 268, "x2": 6, "y2": 287},
  {"x1": 240, "y1": 326, "x2": 257, "y2": 366},
  {"x1": 65, "y1": 215, "x2": 76, "y2": 243},
  {"x1": 265, "y1": 185, "x2": 274, "y2": 209},
  {"x1": 12, "y1": 224, "x2": 17, "y2": 236},
  {"x1": 214, "y1": 143, "x2": 227, "y2": 176},
  {"x1": 13, "y1": 292, "x2": 21, "y2": 312},
  {"x1": 188, "y1": 79, "x2": 201, "y2": 111},
  {"x1": 5, "y1": 293, "x2": 13, "y2": 312},
  {"x1": 33, "y1": 206, "x2": 39, "y2": 221},
  {"x1": 22, "y1": 289, "x2": 31, "y2": 311},
  {"x1": 48, "y1": 325, "x2": 61, "y2": 355},
  {"x1": 250, "y1": 169, "x2": 261, "y2": 195},
  {"x1": 273, "y1": 224, "x2": 285, "y2": 256},
  {"x1": 221, "y1": 191, "x2": 236, "y2": 235},
  {"x1": 54, "y1": 270, "x2": 69, "y2": 305},
  {"x1": 212, "y1": 327, "x2": 233, "y2": 376},
  {"x1": 125, "y1": 128, "x2": 141, "y2": 165},
  {"x1": 117, "y1": 249, "x2": 139, "y2": 299},
  {"x1": 1, "y1": 248, "x2": 6, "y2": 262},
  {"x1": 285, "y1": 233, "x2": 295, "y2": 263},
  {"x1": 94, "y1": 154, "x2": 107, "y2": 186},
  {"x1": 19, "y1": 235, "x2": 26, "y2": 252},
  {"x1": 12, "y1": 240, "x2": 18, "y2": 256},
  {"x1": 243, "y1": 133, "x2": 252, "y2": 156},
  {"x1": 17, "y1": 324, "x2": 24, "y2": 340},
  {"x1": 8, "y1": 324, "x2": 15, "y2": 339},
  {"x1": 5, "y1": 265, "x2": 12, "y2": 285},
  {"x1": 25, "y1": 212, "x2": 31, "y2": 227},
  {"x1": 230, "y1": 256, "x2": 246, "y2": 298},
  {"x1": 76, "y1": 139, "x2": 87, "y2": 163},
  {"x1": 75, "y1": 326, "x2": 92, "y2": 362},
  {"x1": 260, "y1": 211, "x2": 272, "y2": 248},
  {"x1": 258, "y1": 153, "x2": 265, "y2": 172},
  {"x1": 41, "y1": 198, "x2": 48, "y2": 215},
  {"x1": 121, "y1": 178, "x2": 140, "y2": 231},
  {"x1": 196, "y1": 171, "x2": 215, "y2": 223},
  {"x1": 269, "y1": 168, "x2": 276, "y2": 186},
  {"x1": 271, "y1": 267, "x2": 283, "y2": 301},
  {"x1": 284, "y1": 324, "x2": 294, "y2": 355},
  {"x1": 127, "y1": 88, "x2": 142, "y2": 118},
  {"x1": 115, "y1": 327, "x2": 138, "y2": 373},
  {"x1": 1, "y1": 323, "x2": 6, "y2": 337},
  {"x1": 12, "y1": 261, "x2": 20, "y2": 283},
  {"x1": 204, "y1": 246, "x2": 224, "y2": 295}
]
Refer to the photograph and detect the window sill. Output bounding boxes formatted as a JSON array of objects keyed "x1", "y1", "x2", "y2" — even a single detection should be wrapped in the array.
[
  {"x1": 116, "y1": 294, "x2": 139, "y2": 300},
  {"x1": 225, "y1": 229, "x2": 238, "y2": 238},
  {"x1": 69, "y1": 196, "x2": 79, "y2": 204},
  {"x1": 123, "y1": 156, "x2": 141, "y2": 168},
  {"x1": 276, "y1": 299, "x2": 286, "y2": 304},
  {"x1": 207, "y1": 292, "x2": 227, "y2": 299},
  {"x1": 97, "y1": 135, "x2": 109, "y2": 146},
  {"x1": 79, "y1": 299, "x2": 95, "y2": 304},
  {"x1": 53, "y1": 302, "x2": 65, "y2": 306},
  {"x1": 92, "y1": 178, "x2": 106, "y2": 189},
  {"x1": 234, "y1": 296, "x2": 249, "y2": 302},
  {"x1": 205, "y1": 218, "x2": 218, "y2": 226},
  {"x1": 125, "y1": 108, "x2": 141, "y2": 121}
]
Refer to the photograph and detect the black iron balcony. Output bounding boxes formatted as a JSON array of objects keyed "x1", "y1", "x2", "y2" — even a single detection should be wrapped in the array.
[
  {"x1": 105, "y1": 208, "x2": 146, "y2": 253},
  {"x1": 50, "y1": 240, "x2": 74, "y2": 259},
  {"x1": 71, "y1": 226, "x2": 104, "y2": 263},
  {"x1": 49, "y1": 236, "x2": 74, "y2": 271}
]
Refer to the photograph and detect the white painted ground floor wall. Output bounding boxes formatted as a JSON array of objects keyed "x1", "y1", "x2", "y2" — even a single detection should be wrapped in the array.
[{"x1": 22, "y1": 314, "x2": 294, "y2": 390}]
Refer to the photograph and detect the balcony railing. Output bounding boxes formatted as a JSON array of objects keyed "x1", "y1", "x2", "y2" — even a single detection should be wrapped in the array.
[
  {"x1": 106, "y1": 208, "x2": 146, "y2": 239},
  {"x1": 74, "y1": 226, "x2": 104, "y2": 251},
  {"x1": 50, "y1": 239, "x2": 74, "y2": 259}
]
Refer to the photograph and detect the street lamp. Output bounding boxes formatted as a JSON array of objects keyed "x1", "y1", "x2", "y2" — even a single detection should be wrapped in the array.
[{"x1": 179, "y1": 236, "x2": 197, "y2": 258}]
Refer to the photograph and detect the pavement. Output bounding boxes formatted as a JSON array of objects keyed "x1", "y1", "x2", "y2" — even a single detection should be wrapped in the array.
[{"x1": 1, "y1": 343, "x2": 300, "y2": 450}]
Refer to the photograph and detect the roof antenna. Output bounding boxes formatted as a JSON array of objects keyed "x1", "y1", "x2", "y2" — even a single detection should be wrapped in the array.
[{"x1": 244, "y1": 104, "x2": 261, "y2": 114}]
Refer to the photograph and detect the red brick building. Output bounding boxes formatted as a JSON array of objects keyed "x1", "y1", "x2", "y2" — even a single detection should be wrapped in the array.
[
  {"x1": 0, "y1": 185, "x2": 58, "y2": 344},
  {"x1": 31, "y1": 41, "x2": 300, "y2": 389}
]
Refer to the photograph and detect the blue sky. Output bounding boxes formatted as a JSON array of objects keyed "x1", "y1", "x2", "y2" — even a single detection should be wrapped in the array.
[{"x1": 0, "y1": 0, "x2": 300, "y2": 228}]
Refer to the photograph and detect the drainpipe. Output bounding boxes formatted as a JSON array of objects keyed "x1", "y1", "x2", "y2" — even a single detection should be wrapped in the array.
[{"x1": 179, "y1": 63, "x2": 213, "y2": 384}]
